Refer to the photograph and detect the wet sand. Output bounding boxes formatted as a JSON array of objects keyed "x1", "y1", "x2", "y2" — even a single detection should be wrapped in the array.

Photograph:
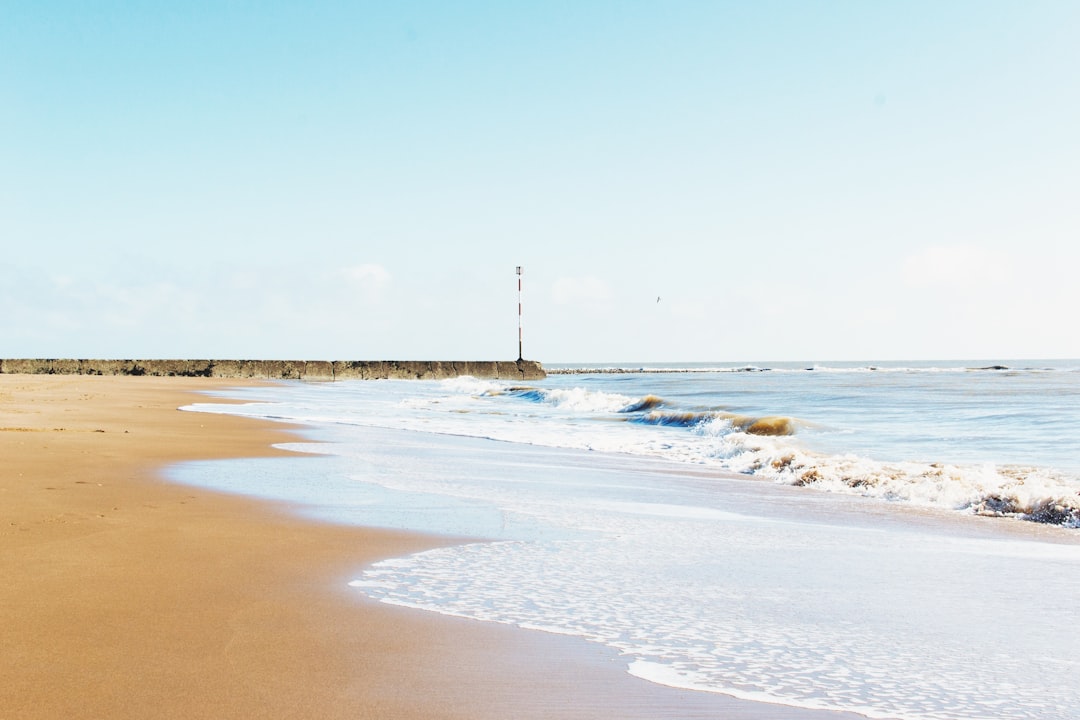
[{"x1": 0, "y1": 375, "x2": 868, "y2": 720}]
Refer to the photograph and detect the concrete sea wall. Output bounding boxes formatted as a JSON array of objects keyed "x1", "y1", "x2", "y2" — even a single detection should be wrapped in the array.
[{"x1": 0, "y1": 359, "x2": 546, "y2": 381}]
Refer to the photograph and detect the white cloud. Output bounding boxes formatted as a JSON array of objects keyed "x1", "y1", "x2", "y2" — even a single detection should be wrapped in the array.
[{"x1": 341, "y1": 263, "x2": 392, "y2": 302}]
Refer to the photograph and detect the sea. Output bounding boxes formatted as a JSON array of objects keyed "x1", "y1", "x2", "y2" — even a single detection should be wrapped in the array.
[{"x1": 174, "y1": 360, "x2": 1080, "y2": 720}]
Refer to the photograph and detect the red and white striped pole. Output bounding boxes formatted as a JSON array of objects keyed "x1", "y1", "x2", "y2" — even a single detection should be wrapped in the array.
[{"x1": 516, "y1": 266, "x2": 523, "y2": 361}]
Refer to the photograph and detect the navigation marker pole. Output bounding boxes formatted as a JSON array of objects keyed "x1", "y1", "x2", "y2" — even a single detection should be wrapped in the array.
[{"x1": 516, "y1": 266, "x2": 524, "y2": 361}]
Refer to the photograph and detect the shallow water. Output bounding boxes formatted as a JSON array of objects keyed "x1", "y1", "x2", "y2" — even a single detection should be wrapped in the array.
[{"x1": 176, "y1": 364, "x2": 1080, "y2": 720}]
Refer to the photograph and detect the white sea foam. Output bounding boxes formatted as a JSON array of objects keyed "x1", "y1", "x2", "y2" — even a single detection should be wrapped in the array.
[
  {"x1": 178, "y1": 369, "x2": 1080, "y2": 720},
  {"x1": 506, "y1": 385, "x2": 635, "y2": 413},
  {"x1": 705, "y1": 425, "x2": 1080, "y2": 526},
  {"x1": 182, "y1": 368, "x2": 1080, "y2": 527},
  {"x1": 495, "y1": 370, "x2": 1080, "y2": 527},
  {"x1": 349, "y1": 449, "x2": 1080, "y2": 720}
]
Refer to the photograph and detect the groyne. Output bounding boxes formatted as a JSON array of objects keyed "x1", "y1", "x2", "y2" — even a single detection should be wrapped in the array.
[{"x1": 0, "y1": 359, "x2": 546, "y2": 381}]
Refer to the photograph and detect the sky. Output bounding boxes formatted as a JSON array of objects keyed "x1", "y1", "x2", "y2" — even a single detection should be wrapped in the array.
[{"x1": 3, "y1": 1, "x2": 1078, "y2": 363}]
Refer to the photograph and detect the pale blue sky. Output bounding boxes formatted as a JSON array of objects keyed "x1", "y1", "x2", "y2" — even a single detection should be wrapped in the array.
[{"x1": 3, "y1": 1, "x2": 1078, "y2": 362}]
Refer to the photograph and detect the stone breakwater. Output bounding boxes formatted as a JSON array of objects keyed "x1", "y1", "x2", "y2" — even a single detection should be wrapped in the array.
[{"x1": 0, "y1": 359, "x2": 546, "y2": 381}]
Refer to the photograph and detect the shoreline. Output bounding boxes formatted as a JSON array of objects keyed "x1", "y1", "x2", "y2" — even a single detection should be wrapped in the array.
[{"x1": 1, "y1": 374, "x2": 868, "y2": 719}]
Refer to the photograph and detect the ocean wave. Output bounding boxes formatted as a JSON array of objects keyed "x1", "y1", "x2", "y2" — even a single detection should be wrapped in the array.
[
  {"x1": 631, "y1": 410, "x2": 796, "y2": 436},
  {"x1": 440, "y1": 376, "x2": 506, "y2": 395},
  {"x1": 717, "y1": 433, "x2": 1080, "y2": 528},
  {"x1": 630, "y1": 410, "x2": 715, "y2": 428},
  {"x1": 474, "y1": 377, "x2": 1080, "y2": 529},
  {"x1": 500, "y1": 385, "x2": 636, "y2": 413},
  {"x1": 618, "y1": 395, "x2": 665, "y2": 413}
]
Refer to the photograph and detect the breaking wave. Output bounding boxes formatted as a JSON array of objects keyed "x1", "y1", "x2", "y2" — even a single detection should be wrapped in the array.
[
  {"x1": 498, "y1": 386, "x2": 635, "y2": 413},
  {"x1": 706, "y1": 426, "x2": 1080, "y2": 528},
  {"x1": 489, "y1": 382, "x2": 1079, "y2": 528},
  {"x1": 780, "y1": 454, "x2": 1080, "y2": 526},
  {"x1": 618, "y1": 395, "x2": 665, "y2": 413},
  {"x1": 631, "y1": 410, "x2": 796, "y2": 436},
  {"x1": 500, "y1": 387, "x2": 799, "y2": 437}
]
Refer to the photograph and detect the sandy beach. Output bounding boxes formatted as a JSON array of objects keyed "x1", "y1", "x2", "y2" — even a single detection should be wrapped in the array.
[{"x1": 1, "y1": 375, "x2": 867, "y2": 720}]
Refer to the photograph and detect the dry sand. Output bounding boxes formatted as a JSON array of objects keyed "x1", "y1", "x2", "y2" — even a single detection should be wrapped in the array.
[{"x1": 0, "y1": 375, "x2": 866, "y2": 720}]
